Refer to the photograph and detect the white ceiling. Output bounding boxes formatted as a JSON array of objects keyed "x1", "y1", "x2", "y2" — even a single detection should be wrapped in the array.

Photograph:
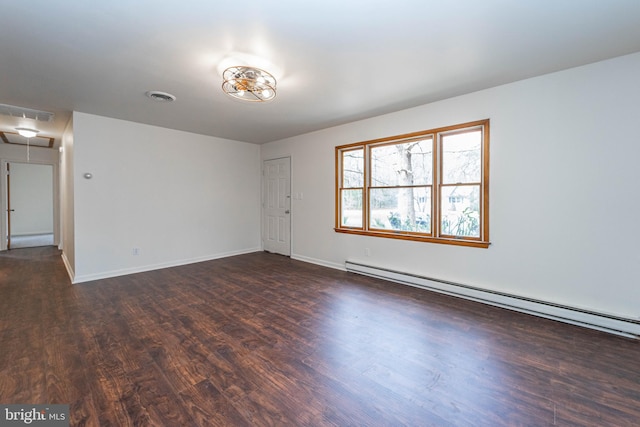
[{"x1": 1, "y1": 1, "x2": 640, "y2": 145}]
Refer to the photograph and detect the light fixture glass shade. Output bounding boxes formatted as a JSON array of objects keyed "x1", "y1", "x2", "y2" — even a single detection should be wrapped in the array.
[
  {"x1": 15, "y1": 127, "x2": 40, "y2": 138},
  {"x1": 222, "y1": 66, "x2": 276, "y2": 102}
]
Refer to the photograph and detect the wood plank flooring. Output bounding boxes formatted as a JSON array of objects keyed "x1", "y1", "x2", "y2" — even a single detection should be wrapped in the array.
[{"x1": 1, "y1": 247, "x2": 639, "y2": 426}]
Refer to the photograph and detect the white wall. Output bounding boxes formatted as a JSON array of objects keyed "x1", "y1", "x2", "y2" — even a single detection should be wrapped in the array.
[
  {"x1": 71, "y1": 112, "x2": 261, "y2": 283},
  {"x1": 8, "y1": 163, "x2": 53, "y2": 235},
  {"x1": 261, "y1": 52, "x2": 640, "y2": 320}
]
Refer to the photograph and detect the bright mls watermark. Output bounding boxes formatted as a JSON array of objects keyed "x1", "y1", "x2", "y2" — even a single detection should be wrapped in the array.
[{"x1": 1, "y1": 405, "x2": 69, "y2": 426}]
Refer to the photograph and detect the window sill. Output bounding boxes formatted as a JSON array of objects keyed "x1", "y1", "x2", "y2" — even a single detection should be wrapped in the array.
[{"x1": 334, "y1": 228, "x2": 490, "y2": 248}]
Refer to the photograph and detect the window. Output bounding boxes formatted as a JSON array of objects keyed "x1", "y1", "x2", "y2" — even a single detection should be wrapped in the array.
[{"x1": 335, "y1": 119, "x2": 489, "y2": 248}]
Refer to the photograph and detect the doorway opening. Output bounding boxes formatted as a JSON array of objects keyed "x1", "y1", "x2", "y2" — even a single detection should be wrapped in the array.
[{"x1": 4, "y1": 162, "x2": 55, "y2": 249}]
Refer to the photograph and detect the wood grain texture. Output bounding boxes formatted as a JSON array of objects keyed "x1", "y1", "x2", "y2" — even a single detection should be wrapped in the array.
[{"x1": 1, "y1": 247, "x2": 639, "y2": 426}]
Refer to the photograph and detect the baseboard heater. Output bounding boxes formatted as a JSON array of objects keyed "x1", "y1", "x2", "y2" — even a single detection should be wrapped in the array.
[{"x1": 345, "y1": 261, "x2": 640, "y2": 339}]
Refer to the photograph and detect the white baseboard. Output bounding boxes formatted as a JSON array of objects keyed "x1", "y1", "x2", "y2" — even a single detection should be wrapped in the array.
[
  {"x1": 72, "y1": 247, "x2": 262, "y2": 284},
  {"x1": 61, "y1": 251, "x2": 75, "y2": 283},
  {"x1": 11, "y1": 231, "x2": 54, "y2": 236},
  {"x1": 346, "y1": 260, "x2": 640, "y2": 339},
  {"x1": 291, "y1": 254, "x2": 345, "y2": 271}
]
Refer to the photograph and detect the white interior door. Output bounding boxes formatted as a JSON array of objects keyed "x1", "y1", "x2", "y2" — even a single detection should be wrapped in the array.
[{"x1": 263, "y1": 157, "x2": 291, "y2": 256}]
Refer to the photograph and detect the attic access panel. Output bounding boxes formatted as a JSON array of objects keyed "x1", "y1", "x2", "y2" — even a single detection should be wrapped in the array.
[{"x1": 0, "y1": 131, "x2": 55, "y2": 148}]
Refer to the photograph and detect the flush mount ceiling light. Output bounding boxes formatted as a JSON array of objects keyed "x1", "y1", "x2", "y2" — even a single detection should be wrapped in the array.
[
  {"x1": 15, "y1": 127, "x2": 40, "y2": 138},
  {"x1": 145, "y1": 91, "x2": 176, "y2": 102},
  {"x1": 15, "y1": 127, "x2": 40, "y2": 162},
  {"x1": 222, "y1": 66, "x2": 276, "y2": 102}
]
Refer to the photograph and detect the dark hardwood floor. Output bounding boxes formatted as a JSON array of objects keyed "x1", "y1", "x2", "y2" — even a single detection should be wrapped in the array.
[{"x1": 1, "y1": 247, "x2": 639, "y2": 426}]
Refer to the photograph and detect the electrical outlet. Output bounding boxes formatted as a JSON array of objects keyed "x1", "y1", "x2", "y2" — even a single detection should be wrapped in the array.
[
  {"x1": 365, "y1": 248, "x2": 371, "y2": 257},
  {"x1": 132, "y1": 248, "x2": 140, "y2": 256}
]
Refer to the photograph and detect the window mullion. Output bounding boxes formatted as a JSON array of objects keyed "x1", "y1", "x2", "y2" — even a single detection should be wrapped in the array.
[
  {"x1": 434, "y1": 133, "x2": 441, "y2": 238},
  {"x1": 364, "y1": 145, "x2": 370, "y2": 231}
]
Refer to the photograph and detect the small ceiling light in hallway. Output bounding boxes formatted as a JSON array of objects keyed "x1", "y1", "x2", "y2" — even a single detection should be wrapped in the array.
[
  {"x1": 15, "y1": 127, "x2": 40, "y2": 138},
  {"x1": 15, "y1": 127, "x2": 39, "y2": 162}
]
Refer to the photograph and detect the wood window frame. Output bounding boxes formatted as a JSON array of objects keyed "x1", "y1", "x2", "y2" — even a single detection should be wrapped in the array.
[{"x1": 335, "y1": 119, "x2": 490, "y2": 248}]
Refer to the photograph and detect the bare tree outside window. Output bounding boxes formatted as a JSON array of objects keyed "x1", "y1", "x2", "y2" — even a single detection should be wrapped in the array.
[{"x1": 370, "y1": 138, "x2": 432, "y2": 232}]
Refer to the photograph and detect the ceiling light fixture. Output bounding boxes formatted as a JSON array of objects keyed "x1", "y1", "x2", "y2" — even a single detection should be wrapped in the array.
[
  {"x1": 0, "y1": 104, "x2": 54, "y2": 122},
  {"x1": 15, "y1": 127, "x2": 40, "y2": 138},
  {"x1": 15, "y1": 127, "x2": 39, "y2": 162},
  {"x1": 222, "y1": 66, "x2": 276, "y2": 102}
]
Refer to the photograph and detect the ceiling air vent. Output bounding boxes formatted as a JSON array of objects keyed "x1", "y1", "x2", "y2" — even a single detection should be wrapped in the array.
[
  {"x1": 145, "y1": 91, "x2": 176, "y2": 102},
  {"x1": 0, "y1": 103, "x2": 55, "y2": 122}
]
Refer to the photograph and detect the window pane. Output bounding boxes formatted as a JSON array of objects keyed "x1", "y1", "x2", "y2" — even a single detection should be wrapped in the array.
[
  {"x1": 342, "y1": 149, "x2": 364, "y2": 188},
  {"x1": 371, "y1": 138, "x2": 433, "y2": 187},
  {"x1": 370, "y1": 187, "x2": 431, "y2": 233},
  {"x1": 341, "y1": 189, "x2": 363, "y2": 227},
  {"x1": 440, "y1": 185, "x2": 480, "y2": 237},
  {"x1": 442, "y1": 130, "x2": 481, "y2": 184}
]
